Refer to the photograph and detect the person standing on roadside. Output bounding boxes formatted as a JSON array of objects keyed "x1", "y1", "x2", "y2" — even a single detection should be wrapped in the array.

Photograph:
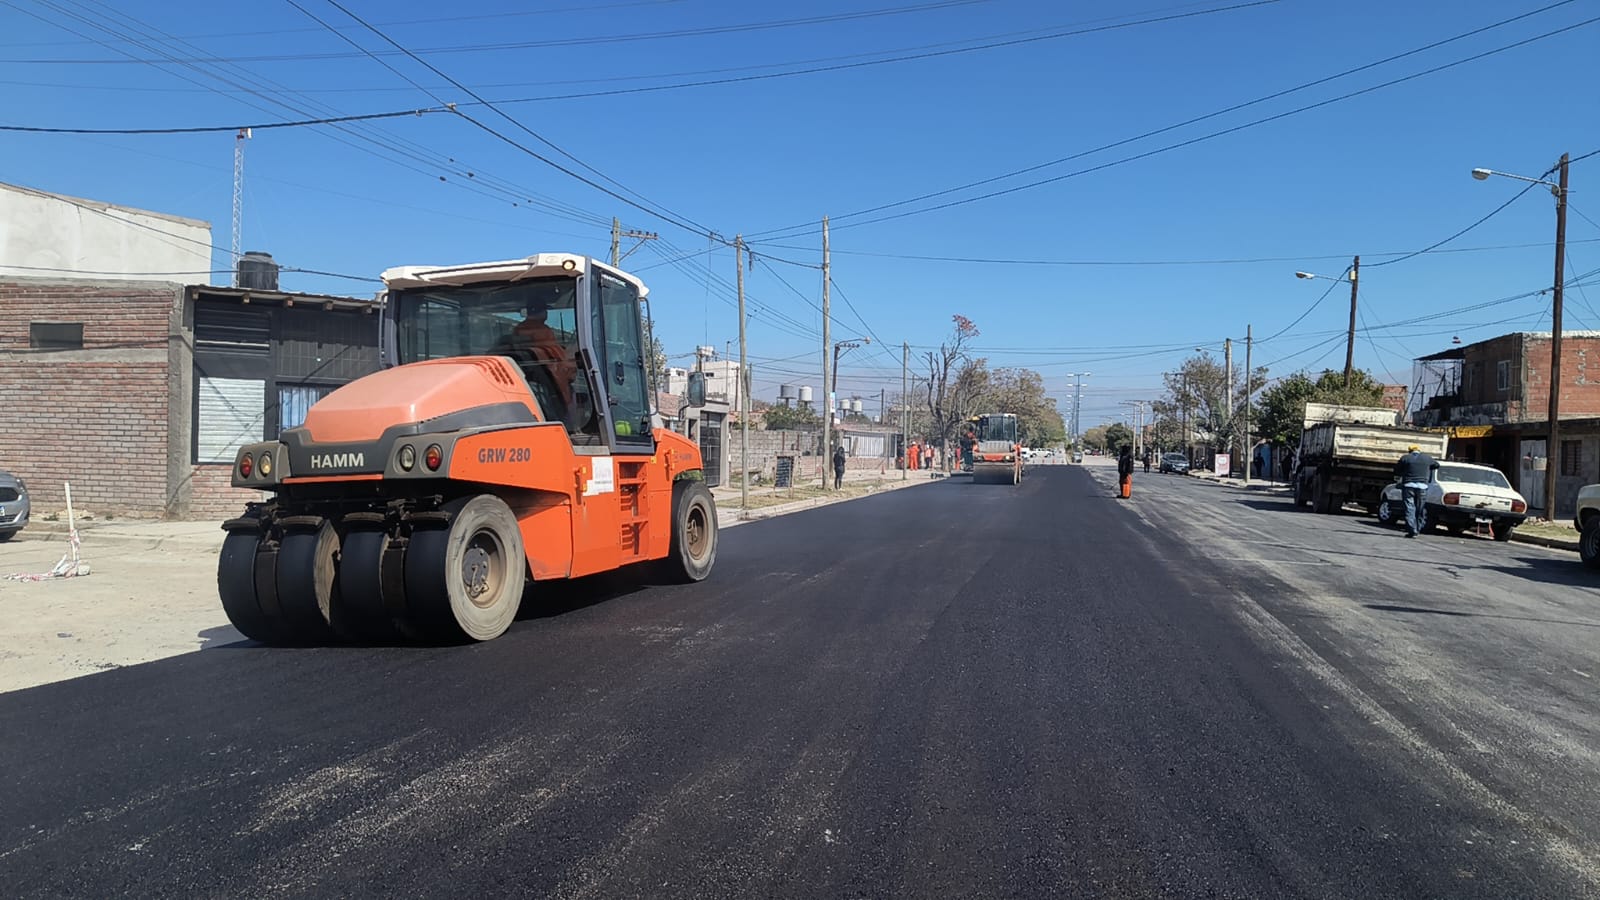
[
  {"x1": 1393, "y1": 443, "x2": 1439, "y2": 537},
  {"x1": 1117, "y1": 444, "x2": 1135, "y2": 498}
]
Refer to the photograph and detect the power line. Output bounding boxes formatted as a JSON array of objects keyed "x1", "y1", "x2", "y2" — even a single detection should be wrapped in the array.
[
  {"x1": 752, "y1": 8, "x2": 1600, "y2": 238},
  {"x1": 4, "y1": 1, "x2": 998, "y2": 64},
  {"x1": 1366, "y1": 181, "x2": 1541, "y2": 268},
  {"x1": 0, "y1": 107, "x2": 444, "y2": 134},
  {"x1": 315, "y1": 0, "x2": 717, "y2": 239}
]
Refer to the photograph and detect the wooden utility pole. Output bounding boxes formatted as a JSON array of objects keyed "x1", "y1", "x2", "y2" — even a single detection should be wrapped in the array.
[
  {"x1": 820, "y1": 216, "x2": 832, "y2": 489},
  {"x1": 736, "y1": 235, "x2": 748, "y2": 512},
  {"x1": 1344, "y1": 255, "x2": 1360, "y2": 387},
  {"x1": 1546, "y1": 153, "x2": 1570, "y2": 520}
]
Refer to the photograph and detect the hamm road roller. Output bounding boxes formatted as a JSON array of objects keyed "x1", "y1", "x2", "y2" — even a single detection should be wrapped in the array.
[{"x1": 219, "y1": 253, "x2": 717, "y2": 643}]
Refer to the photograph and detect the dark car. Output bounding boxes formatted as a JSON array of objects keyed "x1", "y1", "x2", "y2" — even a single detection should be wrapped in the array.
[
  {"x1": 0, "y1": 469, "x2": 30, "y2": 541},
  {"x1": 1159, "y1": 453, "x2": 1190, "y2": 474}
]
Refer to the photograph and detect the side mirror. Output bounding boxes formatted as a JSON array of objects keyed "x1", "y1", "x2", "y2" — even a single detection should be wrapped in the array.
[{"x1": 687, "y1": 371, "x2": 707, "y2": 408}]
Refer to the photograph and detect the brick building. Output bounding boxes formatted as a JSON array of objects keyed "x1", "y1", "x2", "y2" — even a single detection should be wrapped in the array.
[
  {"x1": 1412, "y1": 331, "x2": 1600, "y2": 516},
  {"x1": 0, "y1": 276, "x2": 380, "y2": 520}
]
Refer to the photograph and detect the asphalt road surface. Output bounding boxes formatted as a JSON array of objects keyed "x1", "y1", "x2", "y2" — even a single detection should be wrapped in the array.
[{"x1": 4, "y1": 465, "x2": 1599, "y2": 898}]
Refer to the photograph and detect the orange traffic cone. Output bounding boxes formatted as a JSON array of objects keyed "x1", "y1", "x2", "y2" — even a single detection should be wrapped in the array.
[{"x1": 1120, "y1": 476, "x2": 1132, "y2": 499}]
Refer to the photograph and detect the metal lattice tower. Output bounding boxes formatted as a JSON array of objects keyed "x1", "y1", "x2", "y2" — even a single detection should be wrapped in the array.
[{"x1": 231, "y1": 128, "x2": 250, "y2": 286}]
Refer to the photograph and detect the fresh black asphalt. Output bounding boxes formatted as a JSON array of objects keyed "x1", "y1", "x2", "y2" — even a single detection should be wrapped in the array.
[{"x1": 1, "y1": 466, "x2": 1593, "y2": 898}]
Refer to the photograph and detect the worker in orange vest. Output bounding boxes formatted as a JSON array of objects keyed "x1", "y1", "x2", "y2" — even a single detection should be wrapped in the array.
[{"x1": 907, "y1": 440, "x2": 920, "y2": 471}]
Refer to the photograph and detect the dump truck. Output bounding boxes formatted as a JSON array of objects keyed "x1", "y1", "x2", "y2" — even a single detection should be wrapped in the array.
[
  {"x1": 1292, "y1": 402, "x2": 1448, "y2": 515},
  {"x1": 968, "y1": 413, "x2": 1025, "y2": 485},
  {"x1": 217, "y1": 252, "x2": 718, "y2": 644}
]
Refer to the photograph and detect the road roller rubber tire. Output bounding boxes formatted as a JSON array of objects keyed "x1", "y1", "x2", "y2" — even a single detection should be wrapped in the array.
[{"x1": 404, "y1": 495, "x2": 525, "y2": 642}]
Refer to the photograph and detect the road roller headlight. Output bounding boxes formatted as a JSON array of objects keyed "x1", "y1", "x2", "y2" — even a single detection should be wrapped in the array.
[
  {"x1": 257, "y1": 452, "x2": 273, "y2": 477},
  {"x1": 398, "y1": 444, "x2": 416, "y2": 471},
  {"x1": 239, "y1": 453, "x2": 253, "y2": 478},
  {"x1": 424, "y1": 444, "x2": 443, "y2": 471}
]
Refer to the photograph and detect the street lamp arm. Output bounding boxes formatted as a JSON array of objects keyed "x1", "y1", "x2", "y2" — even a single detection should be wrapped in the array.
[{"x1": 1472, "y1": 167, "x2": 1561, "y2": 191}]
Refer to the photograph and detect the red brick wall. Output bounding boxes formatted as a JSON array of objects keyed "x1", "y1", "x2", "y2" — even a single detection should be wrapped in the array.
[
  {"x1": 0, "y1": 280, "x2": 173, "y2": 351},
  {"x1": 0, "y1": 361, "x2": 169, "y2": 516},
  {"x1": 0, "y1": 279, "x2": 179, "y2": 517},
  {"x1": 1520, "y1": 335, "x2": 1600, "y2": 421},
  {"x1": 187, "y1": 464, "x2": 265, "y2": 520}
]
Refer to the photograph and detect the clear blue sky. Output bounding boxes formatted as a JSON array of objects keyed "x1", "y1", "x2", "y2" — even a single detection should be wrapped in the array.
[{"x1": 2, "y1": 0, "x2": 1597, "y2": 426}]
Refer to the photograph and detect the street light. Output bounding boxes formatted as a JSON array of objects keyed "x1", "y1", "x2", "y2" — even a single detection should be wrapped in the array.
[
  {"x1": 1066, "y1": 372, "x2": 1091, "y2": 447},
  {"x1": 1294, "y1": 259, "x2": 1361, "y2": 386},
  {"x1": 1472, "y1": 154, "x2": 1570, "y2": 519}
]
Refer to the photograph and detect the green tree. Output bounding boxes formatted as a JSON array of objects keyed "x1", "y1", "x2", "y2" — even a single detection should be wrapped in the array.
[
  {"x1": 1161, "y1": 353, "x2": 1269, "y2": 456},
  {"x1": 1256, "y1": 369, "x2": 1388, "y2": 445},
  {"x1": 762, "y1": 402, "x2": 819, "y2": 431},
  {"x1": 1104, "y1": 422, "x2": 1134, "y2": 452},
  {"x1": 973, "y1": 365, "x2": 1067, "y2": 447},
  {"x1": 1081, "y1": 425, "x2": 1108, "y2": 451}
]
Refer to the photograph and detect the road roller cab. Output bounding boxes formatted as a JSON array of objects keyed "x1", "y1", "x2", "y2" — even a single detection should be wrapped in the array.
[{"x1": 218, "y1": 253, "x2": 718, "y2": 644}]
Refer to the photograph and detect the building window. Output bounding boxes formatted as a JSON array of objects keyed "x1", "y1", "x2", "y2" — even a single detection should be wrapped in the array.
[
  {"x1": 30, "y1": 321, "x2": 83, "y2": 350},
  {"x1": 1496, "y1": 360, "x2": 1511, "y2": 392},
  {"x1": 278, "y1": 384, "x2": 338, "y2": 431},
  {"x1": 1561, "y1": 439, "x2": 1582, "y2": 477}
]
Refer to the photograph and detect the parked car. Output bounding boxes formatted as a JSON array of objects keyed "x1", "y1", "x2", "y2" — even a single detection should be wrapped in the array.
[
  {"x1": 1573, "y1": 484, "x2": 1600, "y2": 568},
  {"x1": 1159, "y1": 453, "x2": 1190, "y2": 474},
  {"x1": 0, "y1": 469, "x2": 30, "y2": 541},
  {"x1": 1375, "y1": 462, "x2": 1526, "y2": 540}
]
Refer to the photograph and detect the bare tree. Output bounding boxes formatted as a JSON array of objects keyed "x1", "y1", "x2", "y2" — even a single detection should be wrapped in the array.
[{"x1": 923, "y1": 315, "x2": 980, "y2": 460}]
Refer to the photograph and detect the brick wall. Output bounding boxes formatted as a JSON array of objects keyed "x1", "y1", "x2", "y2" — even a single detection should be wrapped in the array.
[
  {"x1": 1519, "y1": 335, "x2": 1600, "y2": 421},
  {"x1": 0, "y1": 360, "x2": 169, "y2": 516},
  {"x1": 0, "y1": 279, "x2": 180, "y2": 517},
  {"x1": 0, "y1": 280, "x2": 173, "y2": 351},
  {"x1": 187, "y1": 464, "x2": 265, "y2": 520}
]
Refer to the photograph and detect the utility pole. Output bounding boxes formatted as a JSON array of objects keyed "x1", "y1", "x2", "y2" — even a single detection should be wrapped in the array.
[
  {"x1": 1546, "y1": 153, "x2": 1570, "y2": 521},
  {"x1": 736, "y1": 235, "x2": 748, "y2": 512},
  {"x1": 1223, "y1": 338, "x2": 1234, "y2": 473},
  {"x1": 820, "y1": 216, "x2": 832, "y2": 489},
  {"x1": 609, "y1": 217, "x2": 658, "y2": 267},
  {"x1": 1344, "y1": 255, "x2": 1360, "y2": 387},
  {"x1": 1243, "y1": 324, "x2": 1253, "y2": 487},
  {"x1": 879, "y1": 387, "x2": 886, "y2": 424},
  {"x1": 231, "y1": 127, "x2": 251, "y2": 284},
  {"x1": 902, "y1": 341, "x2": 909, "y2": 482}
]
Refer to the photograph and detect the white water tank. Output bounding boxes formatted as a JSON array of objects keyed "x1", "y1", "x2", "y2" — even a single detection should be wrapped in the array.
[
  {"x1": 798, "y1": 385, "x2": 813, "y2": 403},
  {"x1": 778, "y1": 384, "x2": 797, "y2": 400}
]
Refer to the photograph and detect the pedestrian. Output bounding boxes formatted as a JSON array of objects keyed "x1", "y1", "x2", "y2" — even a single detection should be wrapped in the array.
[
  {"x1": 924, "y1": 442, "x2": 935, "y2": 472},
  {"x1": 907, "y1": 440, "x2": 919, "y2": 471},
  {"x1": 1117, "y1": 444, "x2": 1135, "y2": 498},
  {"x1": 1393, "y1": 442, "x2": 1439, "y2": 537},
  {"x1": 1142, "y1": 448, "x2": 1152, "y2": 474},
  {"x1": 833, "y1": 443, "x2": 847, "y2": 490}
]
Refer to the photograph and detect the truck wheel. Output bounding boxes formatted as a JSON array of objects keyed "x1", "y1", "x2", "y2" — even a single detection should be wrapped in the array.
[
  {"x1": 659, "y1": 480, "x2": 717, "y2": 583},
  {"x1": 1293, "y1": 478, "x2": 1309, "y2": 508},
  {"x1": 1312, "y1": 476, "x2": 1333, "y2": 514},
  {"x1": 405, "y1": 495, "x2": 525, "y2": 642},
  {"x1": 1581, "y1": 517, "x2": 1600, "y2": 570}
]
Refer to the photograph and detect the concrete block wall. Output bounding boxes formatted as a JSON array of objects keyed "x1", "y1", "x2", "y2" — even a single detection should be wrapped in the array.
[{"x1": 0, "y1": 279, "x2": 180, "y2": 517}]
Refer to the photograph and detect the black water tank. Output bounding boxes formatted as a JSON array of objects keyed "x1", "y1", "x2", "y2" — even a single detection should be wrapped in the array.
[{"x1": 238, "y1": 251, "x2": 279, "y2": 290}]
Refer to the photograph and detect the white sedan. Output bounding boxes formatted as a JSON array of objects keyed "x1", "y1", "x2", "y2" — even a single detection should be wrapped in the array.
[{"x1": 1376, "y1": 461, "x2": 1528, "y2": 541}]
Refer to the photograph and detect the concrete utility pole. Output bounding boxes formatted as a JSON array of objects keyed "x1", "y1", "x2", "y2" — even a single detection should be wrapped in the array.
[
  {"x1": 1224, "y1": 337, "x2": 1234, "y2": 473},
  {"x1": 820, "y1": 216, "x2": 832, "y2": 489},
  {"x1": 1069, "y1": 372, "x2": 1090, "y2": 446},
  {"x1": 902, "y1": 341, "x2": 909, "y2": 482},
  {"x1": 1243, "y1": 324, "x2": 1253, "y2": 487},
  {"x1": 609, "y1": 217, "x2": 658, "y2": 267},
  {"x1": 1344, "y1": 255, "x2": 1360, "y2": 387},
  {"x1": 736, "y1": 235, "x2": 748, "y2": 512},
  {"x1": 1548, "y1": 154, "x2": 1570, "y2": 520}
]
